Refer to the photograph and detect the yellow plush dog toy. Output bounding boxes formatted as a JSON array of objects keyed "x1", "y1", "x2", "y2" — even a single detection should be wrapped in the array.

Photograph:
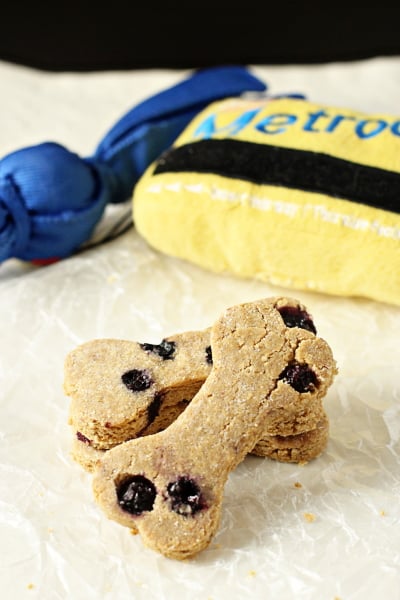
[{"x1": 134, "y1": 97, "x2": 400, "y2": 306}]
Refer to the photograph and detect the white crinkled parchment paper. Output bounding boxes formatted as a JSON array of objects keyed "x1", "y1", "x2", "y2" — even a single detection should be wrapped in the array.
[{"x1": 1, "y1": 58, "x2": 400, "y2": 600}]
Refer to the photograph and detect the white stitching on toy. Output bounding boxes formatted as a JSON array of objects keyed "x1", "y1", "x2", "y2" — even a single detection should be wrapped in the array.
[{"x1": 144, "y1": 181, "x2": 400, "y2": 240}]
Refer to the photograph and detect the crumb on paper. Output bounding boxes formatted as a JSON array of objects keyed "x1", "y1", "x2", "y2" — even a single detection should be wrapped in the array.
[
  {"x1": 107, "y1": 273, "x2": 119, "y2": 284},
  {"x1": 248, "y1": 570, "x2": 257, "y2": 577},
  {"x1": 211, "y1": 543, "x2": 222, "y2": 550},
  {"x1": 303, "y1": 512, "x2": 316, "y2": 523},
  {"x1": 130, "y1": 528, "x2": 139, "y2": 535},
  {"x1": 294, "y1": 481, "x2": 302, "y2": 488},
  {"x1": 27, "y1": 583, "x2": 35, "y2": 590},
  {"x1": 380, "y1": 509, "x2": 386, "y2": 516}
]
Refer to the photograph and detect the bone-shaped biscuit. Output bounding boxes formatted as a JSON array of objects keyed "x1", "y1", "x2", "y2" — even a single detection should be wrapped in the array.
[
  {"x1": 92, "y1": 297, "x2": 337, "y2": 560},
  {"x1": 64, "y1": 297, "x2": 334, "y2": 471}
]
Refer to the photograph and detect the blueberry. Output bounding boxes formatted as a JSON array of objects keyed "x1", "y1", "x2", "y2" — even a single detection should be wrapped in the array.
[
  {"x1": 117, "y1": 475, "x2": 156, "y2": 515},
  {"x1": 147, "y1": 392, "x2": 162, "y2": 425},
  {"x1": 278, "y1": 306, "x2": 317, "y2": 334},
  {"x1": 166, "y1": 476, "x2": 205, "y2": 516},
  {"x1": 76, "y1": 431, "x2": 91, "y2": 445},
  {"x1": 122, "y1": 369, "x2": 153, "y2": 392},
  {"x1": 205, "y1": 345, "x2": 213, "y2": 364},
  {"x1": 140, "y1": 339, "x2": 176, "y2": 360},
  {"x1": 279, "y1": 362, "x2": 319, "y2": 393}
]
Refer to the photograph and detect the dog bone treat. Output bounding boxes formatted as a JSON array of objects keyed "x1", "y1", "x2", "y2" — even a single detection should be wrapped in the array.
[
  {"x1": 64, "y1": 296, "x2": 335, "y2": 471},
  {"x1": 92, "y1": 297, "x2": 336, "y2": 559}
]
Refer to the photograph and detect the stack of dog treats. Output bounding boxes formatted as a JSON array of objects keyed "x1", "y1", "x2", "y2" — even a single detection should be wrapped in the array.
[{"x1": 64, "y1": 296, "x2": 337, "y2": 560}]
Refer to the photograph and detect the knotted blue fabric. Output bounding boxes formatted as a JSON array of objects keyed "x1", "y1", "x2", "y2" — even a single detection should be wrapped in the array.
[{"x1": 0, "y1": 66, "x2": 266, "y2": 262}]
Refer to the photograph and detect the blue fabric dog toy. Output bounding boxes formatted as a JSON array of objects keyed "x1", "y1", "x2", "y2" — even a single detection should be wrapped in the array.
[{"x1": 0, "y1": 66, "x2": 266, "y2": 264}]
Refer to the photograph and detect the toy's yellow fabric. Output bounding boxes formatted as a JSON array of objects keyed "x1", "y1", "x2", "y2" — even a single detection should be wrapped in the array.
[{"x1": 133, "y1": 97, "x2": 400, "y2": 305}]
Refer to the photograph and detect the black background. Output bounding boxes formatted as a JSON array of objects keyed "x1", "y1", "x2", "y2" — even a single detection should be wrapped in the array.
[{"x1": 1, "y1": 2, "x2": 400, "y2": 71}]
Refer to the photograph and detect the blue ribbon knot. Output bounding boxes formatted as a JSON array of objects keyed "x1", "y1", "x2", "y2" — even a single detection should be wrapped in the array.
[{"x1": 0, "y1": 66, "x2": 266, "y2": 263}]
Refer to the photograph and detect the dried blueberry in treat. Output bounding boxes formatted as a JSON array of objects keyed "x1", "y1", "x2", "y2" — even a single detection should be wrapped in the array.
[
  {"x1": 76, "y1": 431, "x2": 92, "y2": 445},
  {"x1": 140, "y1": 339, "x2": 176, "y2": 360},
  {"x1": 279, "y1": 362, "x2": 319, "y2": 393},
  {"x1": 146, "y1": 392, "x2": 163, "y2": 425},
  {"x1": 166, "y1": 476, "x2": 205, "y2": 516},
  {"x1": 205, "y1": 345, "x2": 213, "y2": 364},
  {"x1": 122, "y1": 369, "x2": 153, "y2": 392},
  {"x1": 277, "y1": 305, "x2": 317, "y2": 334},
  {"x1": 117, "y1": 475, "x2": 157, "y2": 515}
]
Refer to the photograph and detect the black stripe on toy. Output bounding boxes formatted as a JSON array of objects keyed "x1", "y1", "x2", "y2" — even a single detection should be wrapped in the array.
[{"x1": 154, "y1": 139, "x2": 400, "y2": 214}]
